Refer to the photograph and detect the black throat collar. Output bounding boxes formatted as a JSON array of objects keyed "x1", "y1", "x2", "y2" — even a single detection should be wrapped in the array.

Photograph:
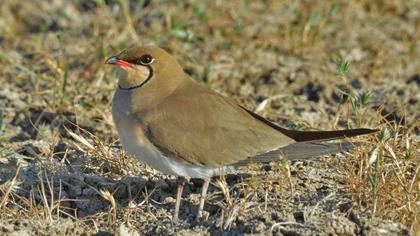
[{"x1": 118, "y1": 65, "x2": 154, "y2": 91}]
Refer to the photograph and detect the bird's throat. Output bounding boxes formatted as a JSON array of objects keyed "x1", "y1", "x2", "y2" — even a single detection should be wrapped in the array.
[{"x1": 117, "y1": 65, "x2": 152, "y2": 90}]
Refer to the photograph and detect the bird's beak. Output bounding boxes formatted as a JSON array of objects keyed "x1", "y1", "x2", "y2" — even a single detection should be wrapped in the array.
[
  {"x1": 105, "y1": 56, "x2": 134, "y2": 68},
  {"x1": 105, "y1": 56, "x2": 119, "y2": 65}
]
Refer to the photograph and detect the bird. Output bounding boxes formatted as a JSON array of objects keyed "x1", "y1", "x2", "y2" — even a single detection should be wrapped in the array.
[{"x1": 105, "y1": 45, "x2": 377, "y2": 222}]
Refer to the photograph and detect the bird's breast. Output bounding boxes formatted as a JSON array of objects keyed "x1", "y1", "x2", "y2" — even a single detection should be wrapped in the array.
[{"x1": 112, "y1": 90, "x2": 167, "y2": 171}]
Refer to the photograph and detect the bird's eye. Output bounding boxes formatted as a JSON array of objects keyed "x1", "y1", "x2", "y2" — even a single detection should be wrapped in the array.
[{"x1": 139, "y1": 54, "x2": 154, "y2": 65}]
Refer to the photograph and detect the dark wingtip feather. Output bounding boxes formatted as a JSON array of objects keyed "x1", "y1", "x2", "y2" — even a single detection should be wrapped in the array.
[{"x1": 241, "y1": 105, "x2": 378, "y2": 142}]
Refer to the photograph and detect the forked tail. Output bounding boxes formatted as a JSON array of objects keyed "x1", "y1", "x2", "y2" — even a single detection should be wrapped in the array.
[{"x1": 238, "y1": 106, "x2": 378, "y2": 164}]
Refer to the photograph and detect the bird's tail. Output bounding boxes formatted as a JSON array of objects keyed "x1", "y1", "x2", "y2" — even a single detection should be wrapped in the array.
[
  {"x1": 237, "y1": 105, "x2": 378, "y2": 164},
  {"x1": 254, "y1": 142, "x2": 361, "y2": 162},
  {"x1": 236, "y1": 141, "x2": 365, "y2": 165}
]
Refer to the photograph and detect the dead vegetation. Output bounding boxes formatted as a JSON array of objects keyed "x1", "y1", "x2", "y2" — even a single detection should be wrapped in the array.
[{"x1": 0, "y1": 0, "x2": 419, "y2": 235}]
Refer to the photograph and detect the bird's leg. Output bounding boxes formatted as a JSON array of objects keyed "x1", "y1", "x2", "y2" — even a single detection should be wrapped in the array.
[
  {"x1": 197, "y1": 178, "x2": 210, "y2": 220},
  {"x1": 174, "y1": 176, "x2": 185, "y2": 222}
]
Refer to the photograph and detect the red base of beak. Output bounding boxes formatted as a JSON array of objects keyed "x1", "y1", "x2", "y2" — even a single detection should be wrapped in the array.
[{"x1": 115, "y1": 60, "x2": 134, "y2": 68}]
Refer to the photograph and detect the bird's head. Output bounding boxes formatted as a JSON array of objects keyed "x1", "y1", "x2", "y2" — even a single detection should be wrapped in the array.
[{"x1": 105, "y1": 45, "x2": 185, "y2": 91}]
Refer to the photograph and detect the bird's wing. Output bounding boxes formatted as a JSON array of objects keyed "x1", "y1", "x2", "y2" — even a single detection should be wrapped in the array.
[{"x1": 137, "y1": 82, "x2": 295, "y2": 167}]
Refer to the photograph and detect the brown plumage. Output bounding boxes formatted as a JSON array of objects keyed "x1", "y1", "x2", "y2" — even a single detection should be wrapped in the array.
[{"x1": 105, "y1": 45, "x2": 377, "y2": 221}]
